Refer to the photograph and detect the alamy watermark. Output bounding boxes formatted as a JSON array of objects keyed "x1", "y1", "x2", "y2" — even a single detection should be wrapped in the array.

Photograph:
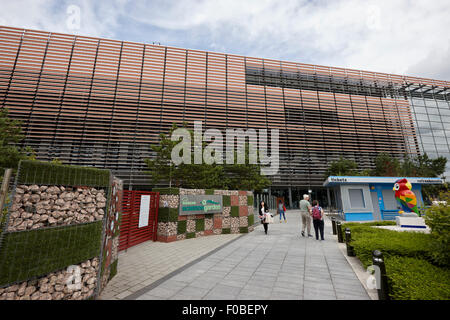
[
  {"x1": 170, "y1": 121, "x2": 279, "y2": 175},
  {"x1": 66, "y1": 5, "x2": 81, "y2": 30}
]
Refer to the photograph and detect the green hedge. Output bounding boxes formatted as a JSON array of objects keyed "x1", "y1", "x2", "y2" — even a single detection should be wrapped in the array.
[
  {"x1": 247, "y1": 195, "x2": 254, "y2": 206},
  {"x1": 186, "y1": 232, "x2": 195, "y2": 239},
  {"x1": 342, "y1": 222, "x2": 432, "y2": 268},
  {"x1": 223, "y1": 196, "x2": 231, "y2": 207},
  {"x1": 222, "y1": 228, "x2": 231, "y2": 234},
  {"x1": 230, "y1": 206, "x2": 239, "y2": 217},
  {"x1": 158, "y1": 207, "x2": 179, "y2": 223},
  {"x1": 342, "y1": 221, "x2": 450, "y2": 300},
  {"x1": 195, "y1": 219, "x2": 205, "y2": 232},
  {"x1": 17, "y1": 160, "x2": 110, "y2": 187},
  {"x1": 152, "y1": 188, "x2": 179, "y2": 195},
  {"x1": 205, "y1": 189, "x2": 215, "y2": 195},
  {"x1": 177, "y1": 220, "x2": 187, "y2": 235},
  {"x1": 385, "y1": 256, "x2": 450, "y2": 300},
  {"x1": 239, "y1": 227, "x2": 248, "y2": 233},
  {"x1": 248, "y1": 214, "x2": 254, "y2": 226},
  {"x1": 109, "y1": 259, "x2": 118, "y2": 280},
  {"x1": 0, "y1": 221, "x2": 103, "y2": 286}
]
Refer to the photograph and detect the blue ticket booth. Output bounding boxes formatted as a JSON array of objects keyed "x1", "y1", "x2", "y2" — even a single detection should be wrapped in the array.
[{"x1": 323, "y1": 176, "x2": 443, "y2": 221}]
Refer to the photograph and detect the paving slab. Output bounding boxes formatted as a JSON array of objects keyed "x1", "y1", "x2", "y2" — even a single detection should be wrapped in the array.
[{"x1": 129, "y1": 210, "x2": 370, "y2": 300}]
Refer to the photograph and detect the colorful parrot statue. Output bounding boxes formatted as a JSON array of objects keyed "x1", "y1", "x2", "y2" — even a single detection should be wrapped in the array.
[{"x1": 393, "y1": 178, "x2": 420, "y2": 216}]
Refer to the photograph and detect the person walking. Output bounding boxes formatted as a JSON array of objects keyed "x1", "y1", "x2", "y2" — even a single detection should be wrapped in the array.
[
  {"x1": 259, "y1": 201, "x2": 271, "y2": 235},
  {"x1": 278, "y1": 200, "x2": 287, "y2": 223},
  {"x1": 311, "y1": 200, "x2": 325, "y2": 241},
  {"x1": 299, "y1": 194, "x2": 312, "y2": 237}
]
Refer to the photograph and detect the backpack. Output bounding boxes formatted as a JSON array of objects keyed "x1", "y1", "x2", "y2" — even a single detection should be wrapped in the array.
[{"x1": 312, "y1": 206, "x2": 322, "y2": 220}]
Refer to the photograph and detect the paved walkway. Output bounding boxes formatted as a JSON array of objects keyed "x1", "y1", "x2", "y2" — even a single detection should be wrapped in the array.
[
  {"x1": 99, "y1": 233, "x2": 242, "y2": 299},
  {"x1": 131, "y1": 210, "x2": 370, "y2": 300}
]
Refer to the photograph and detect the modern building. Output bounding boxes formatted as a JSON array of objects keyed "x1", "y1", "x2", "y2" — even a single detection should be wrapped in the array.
[{"x1": 0, "y1": 26, "x2": 449, "y2": 208}]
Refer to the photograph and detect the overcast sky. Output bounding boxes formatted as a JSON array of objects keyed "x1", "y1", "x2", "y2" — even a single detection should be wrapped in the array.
[{"x1": 0, "y1": 0, "x2": 449, "y2": 81}]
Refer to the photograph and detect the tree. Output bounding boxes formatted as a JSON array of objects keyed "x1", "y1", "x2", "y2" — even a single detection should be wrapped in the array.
[
  {"x1": 324, "y1": 156, "x2": 358, "y2": 177},
  {"x1": 373, "y1": 152, "x2": 401, "y2": 176},
  {"x1": 223, "y1": 143, "x2": 271, "y2": 192},
  {"x1": 145, "y1": 122, "x2": 271, "y2": 191},
  {"x1": 0, "y1": 108, "x2": 34, "y2": 170}
]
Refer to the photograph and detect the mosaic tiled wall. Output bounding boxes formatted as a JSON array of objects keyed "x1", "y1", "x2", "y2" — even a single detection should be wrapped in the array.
[
  {"x1": 98, "y1": 177, "x2": 123, "y2": 295},
  {"x1": 154, "y1": 188, "x2": 254, "y2": 243}
]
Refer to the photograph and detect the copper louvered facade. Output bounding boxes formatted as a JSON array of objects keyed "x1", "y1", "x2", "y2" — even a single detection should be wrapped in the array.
[{"x1": 1, "y1": 26, "x2": 449, "y2": 195}]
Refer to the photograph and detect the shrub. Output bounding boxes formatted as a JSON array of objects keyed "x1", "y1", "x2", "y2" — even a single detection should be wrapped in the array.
[
  {"x1": 222, "y1": 228, "x2": 231, "y2": 234},
  {"x1": 186, "y1": 232, "x2": 195, "y2": 239},
  {"x1": 248, "y1": 214, "x2": 254, "y2": 226},
  {"x1": 239, "y1": 227, "x2": 248, "y2": 233},
  {"x1": 177, "y1": 220, "x2": 187, "y2": 234},
  {"x1": 0, "y1": 221, "x2": 102, "y2": 286},
  {"x1": 230, "y1": 206, "x2": 239, "y2": 217},
  {"x1": 247, "y1": 195, "x2": 254, "y2": 206},
  {"x1": 109, "y1": 260, "x2": 118, "y2": 280},
  {"x1": 17, "y1": 160, "x2": 110, "y2": 187},
  {"x1": 158, "y1": 207, "x2": 179, "y2": 223},
  {"x1": 195, "y1": 219, "x2": 205, "y2": 232},
  {"x1": 223, "y1": 195, "x2": 231, "y2": 207},
  {"x1": 385, "y1": 256, "x2": 450, "y2": 300},
  {"x1": 424, "y1": 193, "x2": 450, "y2": 267},
  {"x1": 342, "y1": 222, "x2": 433, "y2": 268},
  {"x1": 152, "y1": 187, "x2": 179, "y2": 195}
]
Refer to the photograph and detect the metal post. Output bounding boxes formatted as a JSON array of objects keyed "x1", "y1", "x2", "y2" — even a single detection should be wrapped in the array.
[
  {"x1": 0, "y1": 168, "x2": 13, "y2": 215},
  {"x1": 344, "y1": 228, "x2": 355, "y2": 256},
  {"x1": 288, "y1": 187, "x2": 292, "y2": 209},
  {"x1": 372, "y1": 250, "x2": 390, "y2": 300},
  {"x1": 336, "y1": 221, "x2": 343, "y2": 243},
  {"x1": 331, "y1": 217, "x2": 337, "y2": 235}
]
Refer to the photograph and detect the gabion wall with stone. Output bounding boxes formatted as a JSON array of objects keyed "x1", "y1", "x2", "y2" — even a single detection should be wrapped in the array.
[
  {"x1": 154, "y1": 188, "x2": 254, "y2": 243},
  {"x1": 0, "y1": 160, "x2": 119, "y2": 300}
]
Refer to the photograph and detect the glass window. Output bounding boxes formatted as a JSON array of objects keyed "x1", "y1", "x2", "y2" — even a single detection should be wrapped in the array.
[
  {"x1": 421, "y1": 136, "x2": 435, "y2": 144},
  {"x1": 434, "y1": 137, "x2": 448, "y2": 144},
  {"x1": 419, "y1": 128, "x2": 433, "y2": 136},
  {"x1": 440, "y1": 108, "x2": 450, "y2": 116},
  {"x1": 433, "y1": 130, "x2": 446, "y2": 137},
  {"x1": 429, "y1": 115, "x2": 442, "y2": 122},
  {"x1": 425, "y1": 100, "x2": 438, "y2": 108},
  {"x1": 382, "y1": 189, "x2": 398, "y2": 210},
  {"x1": 411, "y1": 98, "x2": 425, "y2": 106},
  {"x1": 439, "y1": 152, "x2": 450, "y2": 159},
  {"x1": 427, "y1": 108, "x2": 440, "y2": 115},
  {"x1": 428, "y1": 152, "x2": 438, "y2": 158},
  {"x1": 349, "y1": 189, "x2": 365, "y2": 208},
  {"x1": 415, "y1": 113, "x2": 429, "y2": 121},
  {"x1": 431, "y1": 122, "x2": 444, "y2": 130},
  {"x1": 436, "y1": 144, "x2": 449, "y2": 153},
  {"x1": 418, "y1": 121, "x2": 431, "y2": 128},
  {"x1": 437, "y1": 100, "x2": 449, "y2": 109},
  {"x1": 423, "y1": 144, "x2": 437, "y2": 152},
  {"x1": 413, "y1": 106, "x2": 426, "y2": 114}
]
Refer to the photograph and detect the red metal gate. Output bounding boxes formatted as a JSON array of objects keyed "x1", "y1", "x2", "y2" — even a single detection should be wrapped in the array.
[{"x1": 119, "y1": 190, "x2": 159, "y2": 251}]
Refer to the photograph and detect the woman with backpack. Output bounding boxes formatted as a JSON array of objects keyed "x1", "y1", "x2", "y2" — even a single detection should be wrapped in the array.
[
  {"x1": 278, "y1": 200, "x2": 287, "y2": 223},
  {"x1": 311, "y1": 200, "x2": 325, "y2": 241}
]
